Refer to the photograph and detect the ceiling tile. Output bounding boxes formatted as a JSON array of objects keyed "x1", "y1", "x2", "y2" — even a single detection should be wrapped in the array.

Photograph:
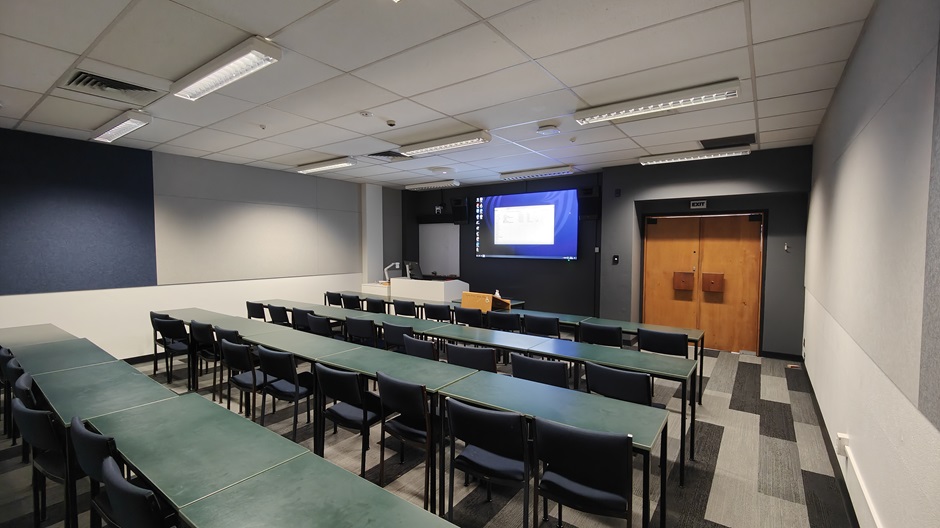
[
  {"x1": 460, "y1": 0, "x2": 530, "y2": 18},
  {"x1": 757, "y1": 89, "x2": 834, "y2": 118},
  {"x1": 172, "y1": 0, "x2": 329, "y2": 36},
  {"x1": 412, "y1": 62, "x2": 565, "y2": 116},
  {"x1": 276, "y1": 0, "x2": 477, "y2": 71},
  {"x1": 353, "y1": 172, "x2": 419, "y2": 183},
  {"x1": 317, "y1": 136, "x2": 400, "y2": 156},
  {"x1": 266, "y1": 123, "x2": 362, "y2": 149},
  {"x1": 759, "y1": 126, "x2": 817, "y2": 143},
  {"x1": 644, "y1": 141, "x2": 705, "y2": 155},
  {"x1": 201, "y1": 152, "x2": 252, "y2": 164},
  {"x1": 632, "y1": 120, "x2": 756, "y2": 147},
  {"x1": 152, "y1": 144, "x2": 211, "y2": 157},
  {"x1": 219, "y1": 140, "x2": 300, "y2": 159},
  {"x1": 340, "y1": 164, "x2": 403, "y2": 178},
  {"x1": 88, "y1": 0, "x2": 249, "y2": 80},
  {"x1": 109, "y1": 136, "x2": 159, "y2": 150},
  {"x1": 0, "y1": 117, "x2": 19, "y2": 129},
  {"x1": 167, "y1": 128, "x2": 254, "y2": 151},
  {"x1": 471, "y1": 152, "x2": 557, "y2": 171},
  {"x1": 436, "y1": 142, "x2": 531, "y2": 163},
  {"x1": 353, "y1": 24, "x2": 528, "y2": 97},
  {"x1": 326, "y1": 100, "x2": 446, "y2": 135},
  {"x1": 124, "y1": 117, "x2": 199, "y2": 143},
  {"x1": 616, "y1": 102, "x2": 755, "y2": 137},
  {"x1": 47, "y1": 87, "x2": 135, "y2": 111},
  {"x1": 268, "y1": 74, "x2": 398, "y2": 121},
  {"x1": 17, "y1": 121, "x2": 91, "y2": 141},
  {"x1": 536, "y1": 137, "x2": 642, "y2": 159},
  {"x1": 759, "y1": 109, "x2": 825, "y2": 131},
  {"x1": 216, "y1": 49, "x2": 342, "y2": 104},
  {"x1": 490, "y1": 0, "x2": 735, "y2": 58},
  {"x1": 210, "y1": 105, "x2": 314, "y2": 139},
  {"x1": 751, "y1": 0, "x2": 874, "y2": 43},
  {"x1": 0, "y1": 36, "x2": 79, "y2": 93},
  {"x1": 456, "y1": 89, "x2": 582, "y2": 130},
  {"x1": 265, "y1": 150, "x2": 334, "y2": 166},
  {"x1": 374, "y1": 118, "x2": 477, "y2": 145},
  {"x1": 758, "y1": 137, "x2": 813, "y2": 150},
  {"x1": 0, "y1": 0, "x2": 131, "y2": 54},
  {"x1": 555, "y1": 149, "x2": 647, "y2": 166},
  {"x1": 26, "y1": 96, "x2": 117, "y2": 130},
  {"x1": 246, "y1": 160, "x2": 293, "y2": 171},
  {"x1": 753, "y1": 22, "x2": 863, "y2": 76},
  {"x1": 0, "y1": 86, "x2": 42, "y2": 119},
  {"x1": 386, "y1": 155, "x2": 461, "y2": 171},
  {"x1": 538, "y1": 3, "x2": 748, "y2": 87},
  {"x1": 518, "y1": 124, "x2": 627, "y2": 150},
  {"x1": 491, "y1": 115, "x2": 608, "y2": 142},
  {"x1": 755, "y1": 62, "x2": 846, "y2": 99},
  {"x1": 145, "y1": 93, "x2": 255, "y2": 127}
]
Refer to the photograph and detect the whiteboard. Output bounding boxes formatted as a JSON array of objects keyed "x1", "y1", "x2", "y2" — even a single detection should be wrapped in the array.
[{"x1": 419, "y1": 223, "x2": 460, "y2": 276}]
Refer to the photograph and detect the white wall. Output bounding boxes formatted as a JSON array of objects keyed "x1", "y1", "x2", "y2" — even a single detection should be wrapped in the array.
[{"x1": 804, "y1": 0, "x2": 940, "y2": 524}]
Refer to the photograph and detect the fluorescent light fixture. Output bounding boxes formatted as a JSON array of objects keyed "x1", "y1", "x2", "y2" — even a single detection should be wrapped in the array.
[
  {"x1": 399, "y1": 131, "x2": 491, "y2": 156},
  {"x1": 639, "y1": 146, "x2": 752, "y2": 165},
  {"x1": 91, "y1": 110, "x2": 151, "y2": 142},
  {"x1": 573, "y1": 79, "x2": 740, "y2": 125},
  {"x1": 171, "y1": 36, "x2": 281, "y2": 101},
  {"x1": 405, "y1": 180, "x2": 461, "y2": 191},
  {"x1": 296, "y1": 157, "x2": 357, "y2": 174},
  {"x1": 500, "y1": 166, "x2": 575, "y2": 181}
]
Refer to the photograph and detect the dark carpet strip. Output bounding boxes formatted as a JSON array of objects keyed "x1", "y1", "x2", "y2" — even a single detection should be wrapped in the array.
[
  {"x1": 652, "y1": 420, "x2": 726, "y2": 528},
  {"x1": 785, "y1": 366, "x2": 813, "y2": 393},
  {"x1": 760, "y1": 399, "x2": 797, "y2": 441},
  {"x1": 450, "y1": 479, "x2": 521, "y2": 527},
  {"x1": 729, "y1": 362, "x2": 762, "y2": 414},
  {"x1": 803, "y1": 470, "x2": 855, "y2": 528}
]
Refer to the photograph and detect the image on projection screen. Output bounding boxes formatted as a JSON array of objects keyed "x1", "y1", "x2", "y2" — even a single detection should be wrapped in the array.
[{"x1": 494, "y1": 204, "x2": 555, "y2": 245}]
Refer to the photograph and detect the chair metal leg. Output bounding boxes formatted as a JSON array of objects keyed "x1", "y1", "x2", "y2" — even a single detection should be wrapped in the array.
[
  {"x1": 292, "y1": 400, "x2": 299, "y2": 441},
  {"x1": 32, "y1": 467, "x2": 40, "y2": 528},
  {"x1": 379, "y1": 423, "x2": 387, "y2": 487},
  {"x1": 259, "y1": 393, "x2": 267, "y2": 426},
  {"x1": 556, "y1": 504, "x2": 563, "y2": 528}
]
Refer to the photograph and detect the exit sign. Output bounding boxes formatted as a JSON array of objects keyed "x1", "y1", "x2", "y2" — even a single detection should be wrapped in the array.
[{"x1": 690, "y1": 200, "x2": 707, "y2": 209}]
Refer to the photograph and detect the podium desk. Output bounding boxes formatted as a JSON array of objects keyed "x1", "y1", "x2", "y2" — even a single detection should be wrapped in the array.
[
  {"x1": 12, "y1": 337, "x2": 115, "y2": 375},
  {"x1": 0, "y1": 323, "x2": 76, "y2": 349}
]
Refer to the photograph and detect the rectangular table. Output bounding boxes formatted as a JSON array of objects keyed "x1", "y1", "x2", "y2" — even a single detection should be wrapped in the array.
[
  {"x1": 439, "y1": 371, "x2": 668, "y2": 528},
  {"x1": 501, "y1": 307, "x2": 592, "y2": 326},
  {"x1": 423, "y1": 324, "x2": 551, "y2": 353},
  {"x1": 259, "y1": 300, "x2": 452, "y2": 333},
  {"x1": 0, "y1": 323, "x2": 76, "y2": 349},
  {"x1": 89, "y1": 393, "x2": 309, "y2": 510},
  {"x1": 161, "y1": 308, "x2": 291, "y2": 338},
  {"x1": 245, "y1": 329, "x2": 362, "y2": 362},
  {"x1": 12, "y1": 337, "x2": 116, "y2": 375}
]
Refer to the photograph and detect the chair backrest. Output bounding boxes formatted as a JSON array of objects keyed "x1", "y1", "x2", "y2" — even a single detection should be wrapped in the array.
[
  {"x1": 220, "y1": 339, "x2": 255, "y2": 373},
  {"x1": 246, "y1": 301, "x2": 266, "y2": 320},
  {"x1": 12, "y1": 398, "x2": 60, "y2": 453},
  {"x1": 325, "y1": 291, "x2": 343, "y2": 306},
  {"x1": 0, "y1": 347, "x2": 13, "y2": 384},
  {"x1": 149, "y1": 311, "x2": 170, "y2": 332},
  {"x1": 345, "y1": 317, "x2": 377, "y2": 346},
  {"x1": 314, "y1": 363, "x2": 364, "y2": 407},
  {"x1": 268, "y1": 305, "x2": 290, "y2": 325},
  {"x1": 579, "y1": 322, "x2": 622, "y2": 348},
  {"x1": 213, "y1": 326, "x2": 242, "y2": 346},
  {"x1": 446, "y1": 343, "x2": 497, "y2": 372},
  {"x1": 584, "y1": 362, "x2": 652, "y2": 406},
  {"x1": 637, "y1": 328, "x2": 688, "y2": 357},
  {"x1": 383, "y1": 323, "x2": 414, "y2": 350},
  {"x1": 3, "y1": 358, "x2": 24, "y2": 386},
  {"x1": 454, "y1": 307, "x2": 483, "y2": 328},
  {"x1": 377, "y1": 371, "x2": 429, "y2": 431},
  {"x1": 392, "y1": 299, "x2": 417, "y2": 318},
  {"x1": 291, "y1": 308, "x2": 313, "y2": 331},
  {"x1": 534, "y1": 418, "x2": 633, "y2": 503},
  {"x1": 189, "y1": 320, "x2": 215, "y2": 349},
  {"x1": 13, "y1": 372, "x2": 39, "y2": 408},
  {"x1": 523, "y1": 314, "x2": 561, "y2": 339},
  {"x1": 341, "y1": 294, "x2": 362, "y2": 310},
  {"x1": 487, "y1": 311, "x2": 522, "y2": 332},
  {"x1": 510, "y1": 353, "x2": 568, "y2": 388},
  {"x1": 423, "y1": 303, "x2": 452, "y2": 323},
  {"x1": 447, "y1": 398, "x2": 526, "y2": 461},
  {"x1": 257, "y1": 345, "x2": 298, "y2": 385},
  {"x1": 69, "y1": 416, "x2": 115, "y2": 483},
  {"x1": 403, "y1": 334, "x2": 437, "y2": 361},
  {"x1": 153, "y1": 318, "x2": 188, "y2": 342},
  {"x1": 308, "y1": 314, "x2": 336, "y2": 338},
  {"x1": 102, "y1": 456, "x2": 165, "y2": 528},
  {"x1": 365, "y1": 298, "x2": 386, "y2": 314}
]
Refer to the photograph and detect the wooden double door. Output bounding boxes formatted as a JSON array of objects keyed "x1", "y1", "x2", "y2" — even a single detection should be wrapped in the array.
[{"x1": 642, "y1": 214, "x2": 763, "y2": 353}]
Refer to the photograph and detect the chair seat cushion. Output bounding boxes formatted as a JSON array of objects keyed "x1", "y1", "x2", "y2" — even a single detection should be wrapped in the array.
[
  {"x1": 539, "y1": 470, "x2": 628, "y2": 514},
  {"x1": 34, "y1": 451, "x2": 73, "y2": 483},
  {"x1": 325, "y1": 402, "x2": 379, "y2": 428},
  {"x1": 231, "y1": 369, "x2": 270, "y2": 389},
  {"x1": 455, "y1": 445, "x2": 525, "y2": 481},
  {"x1": 267, "y1": 379, "x2": 310, "y2": 399},
  {"x1": 385, "y1": 416, "x2": 429, "y2": 444},
  {"x1": 158, "y1": 339, "x2": 189, "y2": 354}
]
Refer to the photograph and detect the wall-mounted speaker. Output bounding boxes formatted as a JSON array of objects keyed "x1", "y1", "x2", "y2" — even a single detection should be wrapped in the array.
[
  {"x1": 579, "y1": 187, "x2": 600, "y2": 220},
  {"x1": 451, "y1": 197, "x2": 469, "y2": 225}
]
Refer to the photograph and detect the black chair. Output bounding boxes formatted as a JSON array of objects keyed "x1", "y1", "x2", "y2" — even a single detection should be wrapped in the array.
[
  {"x1": 267, "y1": 305, "x2": 292, "y2": 327},
  {"x1": 308, "y1": 313, "x2": 342, "y2": 339},
  {"x1": 152, "y1": 318, "x2": 189, "y2": 384},
  {"x1": 3, "y1": 358, "x2": 24, "y2": 445},
  {"x1": 246, "y1": 301, "x2": 266, "y2": 321},
  {"x1": 70, "y1": 416, "x2": 118, "y2": 528},
  {"x1": 403, "y1": 335, "x2": 438, "y2": 361},
  {"x1": 190, "y1": 321, "x2": 221, "y2": 399},
  {"x1": 524, "y1": 314, "x2": 561, "y2": 339},
  {"x1": 510, "y1": 353, "x2": 568, "y2": 388},
  {"x1": 341, "y1": 294, "x2": 362, "y2": 310},
  {"x1": 579, "y1": 322, "x2": 623, "y2": 348},
  {"x1": 213, "y1": 326, "x2": 243, "y2": 347},
  {"x1": 291, "y1": 307, "x2": 314, "y2": 332},
  {"x1": 534, "y1": 418, "x2": 634, "y2": 528},
  {"x1": 365, "y1": 298, "x2": 386, "y2": 314},
  {"x1": 12, "y1": 398, "x2": 83, "y2": 527},
  {"x1": 383, "y1": 323, "x2": 414, "y2": 352},
  {"x1": 446, "y1": 398, "x2": 529, "y2": 527},
  {"x1": 13, "y1": 371, "x2": 37, "y2": 462},
  {"x1": 148, "y1": 311, "x2": 171, "y2": 376},
  {"x1": 0, "y1": 347, "x2": 12, "y2": 436},
  {"x1": 488, "y1": 311, "x2": 522, "y2": 333},
  {"x1": 101, "y1": 456, "x2": 170, "y2": 528},
  {"x1": 454, "y1": 307, "x2": 484, "y2": 328},
  {"x1": 377, "y1": 372, "x2": 436, "y2": 510},
  {"x1": 325, "y1": 291, "x2": 343, "y2": 307},
  {"x1": 345, "y1": 317, "x2": 379, "y2": 347},
  {"x1": 637, "y1": 328, "x2": 689, "y2": 357},
  {"x1": 257, "y1": 346, "x2": 314, "y2": 441},
  {"x1": 584, "y1": 362, "x2": 664, "y2": 408},
  {"x1": 447, "y1": 343, "x2": 497, "y2": 372},
  {"x1": 393, "y1": 299, "x2": 417, "y2": 318},
  {"x1": 221, "y1": 339, "x2": 269, "y2": 421},
  {"x1": 314, "y1": 364, "x2": 382, "y2": 477},
  {"x1": 423, "y1": 303, "x2": 453, "y2": 323}
]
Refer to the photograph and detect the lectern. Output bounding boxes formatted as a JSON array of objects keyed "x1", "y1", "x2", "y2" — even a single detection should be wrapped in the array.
[{"x1": 461, "y1": 291, "x2": 511, "y2": 313}]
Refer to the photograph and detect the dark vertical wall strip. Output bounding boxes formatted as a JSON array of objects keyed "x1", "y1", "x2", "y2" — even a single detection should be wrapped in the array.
[{"x1": 0, "y1": 129, "x2": 157, "y2": 295}]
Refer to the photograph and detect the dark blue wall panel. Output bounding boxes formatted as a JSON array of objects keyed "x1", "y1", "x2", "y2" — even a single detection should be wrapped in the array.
[{"x1": 0, "y1": 129, "x2": 157, "y2": 295}]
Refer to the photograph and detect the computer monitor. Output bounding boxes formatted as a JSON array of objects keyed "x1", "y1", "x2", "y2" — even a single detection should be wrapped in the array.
[{"x1": 403, "y1": 261, "x2": 424, "y2": 280}]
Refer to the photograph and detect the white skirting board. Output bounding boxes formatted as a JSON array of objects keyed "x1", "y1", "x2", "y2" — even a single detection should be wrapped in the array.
[{"x1": 841, "y1": 445, "x2": 882, "y2": 528}]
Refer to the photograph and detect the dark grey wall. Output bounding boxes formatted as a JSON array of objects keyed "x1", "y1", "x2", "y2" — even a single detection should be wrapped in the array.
[{"x1": 383, "y1": 187, "x2": 403, "y2": 267}]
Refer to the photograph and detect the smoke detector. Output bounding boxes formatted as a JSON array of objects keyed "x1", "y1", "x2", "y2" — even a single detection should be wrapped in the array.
[
  {"x1": 536, "y1": 125, "x2": 560, "y2": 136},
  {"x1": 428, "y1": 166, "x2": 454, "y2": 175}
]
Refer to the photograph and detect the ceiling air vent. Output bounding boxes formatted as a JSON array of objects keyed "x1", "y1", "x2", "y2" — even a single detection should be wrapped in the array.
[
  {"x1": 365, "y1": 150, "x2": 412, "y2": 163},
  {"x1": 59, "y1": 70, "x2": 167, "y2": 106}
]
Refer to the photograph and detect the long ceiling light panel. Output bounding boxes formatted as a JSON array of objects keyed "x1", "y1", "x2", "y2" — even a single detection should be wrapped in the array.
[
  {"x1": 171, "y1": 36, "x2": 281, "y2": 101},
  {"x1": 91, "y1": 110, "x2": 151, "y2": 142},
  {"x1": 499, "y1": 166, "x2": 574, "y2": 181},
  {"x1": 296, "y1": 157, "x2": 357, "y2": 174},
  {"x1": 573, "y1": 79, "x2": 740, "y2": 125},
  {"x1": 399, "y1": 131, "x2": 491, "y2": 156},
  {"x1": 404, "y1": 180, "x2": 461, "y2": 191},
  {"x1": 639, "y1": 146, "x2": 751, "y2": 165}
]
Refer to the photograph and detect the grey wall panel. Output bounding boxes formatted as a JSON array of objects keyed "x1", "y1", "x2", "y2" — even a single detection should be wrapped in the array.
[
  {"x1": 921, "y1": 43, "x2": 940, "y2": 430},
  {"x1": 316, "y1": 209, "x2": 361, "y2": 275},
  {"x1": 317, "y1": 177, "x2": 361, "y2": 212},
  {"x1": 383, "y1": 187, "x2": 403, "y2": 266}
]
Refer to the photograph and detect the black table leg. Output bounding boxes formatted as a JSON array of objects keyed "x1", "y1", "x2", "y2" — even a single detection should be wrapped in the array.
[
  {"x1": 660, "y1": 421, "x2": 667, "y2": 528},
  {"x1": 642, "y1": 451, "x2": 650, "y2": 528},
  {"x1": 439, "y1": 394, "x2": 447, "y2": 517},
  {"x1": 698, "y1": 338, "x2": 705, "y2": 404},
  {"x1": 679, "y1": 381, "x2": 686, "y2": 487},
  {"x1": 429, "y1": 394, "x2": 437, "y2": 514},
  {"x1": 690, "y1": 369, "x2": 696, "y2": 460}
]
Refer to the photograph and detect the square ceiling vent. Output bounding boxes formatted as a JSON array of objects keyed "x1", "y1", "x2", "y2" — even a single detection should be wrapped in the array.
[{"x1": 58, "y1": 69, "x2": 167, "y2": 107}]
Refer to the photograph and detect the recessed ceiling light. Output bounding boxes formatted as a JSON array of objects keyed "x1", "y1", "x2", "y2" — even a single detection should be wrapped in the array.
[
  {"x1": 399, "y1": 131, "x2": 491, "y2": 156},
  {"x1": 573, "y1": 79, "x2": 740, "y2": 125},
  {"x1": 639, "y1": 146, "x2": 751, "y2": 165},
  {"x1": 405, "y1": 180, "x2": 460, "y2": 190},
  {"x1": 171, "y1": 36, "x2": 281, "y2": 101},
  {"x1": 499, "y1": 166, "x2": 574, "y2": 181},
  {"x1": 536, "y1": 125, "x2": 560, "y2": 136},
  {"x1": 295, "y1": 157, "x2": 357, "y2": 174},
  {"x1": 91, "y1": 110, "x2": 151, "y2": 143}
]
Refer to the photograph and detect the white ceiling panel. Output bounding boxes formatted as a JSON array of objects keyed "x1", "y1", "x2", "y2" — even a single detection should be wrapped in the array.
[
  {"x1": 491, "y1": 116, "x2": 607, "y2": 142},
  {"x1": 0, "y1": 36, "x2": 78, "y2": 93},
  {"x1": 339, "y1": 165, "x2": 404, "y2": 178},
  {"x1": 88, "y1": 0, "x2": 248, "y2": 80},
  {"x1": 326, "y1": 100, "x2": 446, "y2": 135},
  {"x1": 518, "y1": 125, "x2": 627, "y2": 150},
  {"x1": 757, "y1": 137, "x2": 814, "y2": 150},
  {"x1": 268, "y1": 74, "x2": 399, "y2": 121},
  {"x1": 172, "y1": 0, "x2": 328, "y2": 36},
  {"x1": 201, "y1": 152, "x2": 252, "y2": 164},
  {"x1": 759, "y1": 110, "x2": 826, "y2": 131},
  {"x1": 0, "y1": 117, "x2": 18, "y2": 129},
  {"x1": 26, "y1": 96, "x2": 117, "y2": 130},
  {"x1": 757, "y1": 89, "x2": 834, "y2": 118},
  {"x1": 643, "y1": 141, "x2": 706, "y2": 155},
  {"x1": 146, "y1": 93, "x2": 255, "y2": 127},
  {"x1": 218, "y1": 140, "x2": 300, "y2": 160},
  {"x1": 125, "y1": 117, "x2": 199, "y2": 143},
  {"x1": 166, "y1": 128, "x2": 254, "y2": 151},
  {"x1": 17, "y1": 121, "x2": 91, "y2": 141},
  {"x1": 753, "y1": 22, "x2": 863, "y2": 76},
  {"x1": 554, "y1": 149, "x2": 648, "y2": 166},
  {"x1": 386, "y1": 155, "x2": 463, "y2": 171},
  {"x1": 210, "y1": 105, "x2": 314, "y2": 139},
  {"x1": 353, "y1": 24, "x2": 529, "y2": 97},
  {"x1": 755, "y1": 62, "x2": 846, "y2": 99},
  {"x1": 632, "y1": 120, "x2": 756, "y2": 147},
  {"x1": 152, "y1": 143, "x2": 211, "y2": 157},
  {"x1": 751, "y1": 0, "x2": 875, "y2": 43},
  {"x1": 276, "y1": 0, "x2": 477, "y2": 71},
  {"x1": 0, "y1": 86, "x2": 42, "y2": 119},
  {"x1": 373, "y1": 119, "x2": 478, "y2": 147},
  {"x1": 471, "y1": 152, "x2": 556, "y2": 171},
  {"x1": 538, "y1": 3, "x2": 748, "y2": 87},
  {"x1": 616, "y1": 102, "x2": 755, "y2": 137},
  {"x1": 759, "y1": 126, "x2": 818, "y2": 143},
  {"x1": 216, "y1": 49, "x2": 342, "y2": 104},
  {"x1": 537, "y1": 137, "x2": 642, "y2": 159},
  {"x1": 456, "y1": 90, "x2": 582, "y2": 131},
  {"x1": 47, "y1": 87, "x2": 135, "y2": 111},
  {"x1": 461, "y1": 0, "x2": 531, "y2": 18},
  {"x1": 266, "y1": 123, "x2": 362, "y2": 149},
  {"x1": 247, "y1": 160, "x2": 292, "y2": 170},
  {"x1": 437, "y1": 142, "x2": 532, "y2": 163},
  {"x1": 109, "y1": 137, "x2": 159, "y2": 150},
  {"x1": 317, "y1": 136, "x2": 400, "y2": 157},
  {"x1": 265, "y1": 150, "x2": 334, "y2": 167},
  {"x1": 0, "y1": 0, "x2": 131, "y2": 54}
]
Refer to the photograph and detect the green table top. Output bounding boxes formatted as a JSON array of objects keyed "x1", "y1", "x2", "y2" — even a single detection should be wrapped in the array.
[
  {"x1": 529, "y1": 339, "x2": 696, "y2": 380},
  {"x1": 319, "y1": 347, "x2": 477, "y2": 392},
  {"x1": 246, "y1": 331, "x2": 361, "y2": 361},
  {"x1": 423, "y1": 325, "x2": 550, "y2": 352},
  {"x1": 12, "y1": 337, "x2": 116, "y2": 375},
  {"x1": 256, "y1": 298, "x2": 321, "y2": 311},
  {"x1": 89, "y1": 393, "x2": 308, "y2": 509},
  {"x1": 0, "y1": 323, "x2": 76, "y2": 349},
  {"x1": 439, "y1": 371, "x2": 667, "y2": 451},
  {"x1": 161, "y1": 308, "x2": 293, "y2": 338},
  {"x1": 359, "y1": 312, "x2": 450, "y2": 333},
  {"x1": 280, "y1": 303, "x2": 448, "y2": 333},
  {"x1": 583, "y1": 317, "x2": 705, "y2": 342},
  {"x1": 33, "y1": 360, "x2": 176, "y2": 425},
  {"x1": 179, "y1": 452, "x2": 455, "y2": 528},
  {"x1": 506, "y1": 308, "x2": 591, "y2": 325}
]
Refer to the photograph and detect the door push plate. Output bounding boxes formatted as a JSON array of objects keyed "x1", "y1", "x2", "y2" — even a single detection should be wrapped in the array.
[
  {"x1": 673, "y1": 271, "x2": 694, "y2": 291},
  {"x1": 702, "y1": 273, "x2": 724, "y2": 292}
]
